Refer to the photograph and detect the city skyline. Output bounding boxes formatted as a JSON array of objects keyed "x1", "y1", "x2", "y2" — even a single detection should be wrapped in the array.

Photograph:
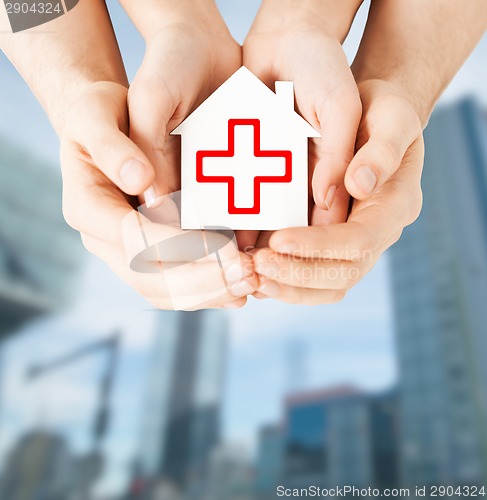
[
  {"x1": 0, "y1": 0, "x2": 485, "y2": 497},
  {"x1": 391, "y1": 99, "x2": 487, "y2": 488}
]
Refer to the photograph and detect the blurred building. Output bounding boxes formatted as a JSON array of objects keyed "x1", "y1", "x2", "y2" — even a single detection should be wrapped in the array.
[
  {"x1": 390, "y1": 99, "x2": 487, "y2": 487},
  {"x1": 0, "y1": 137, "x2": 83, "y2": 338},
  {"x1": 0, "y1": 335, "x2": 119, "y2": 500},
  {"x1": 254, "y1": 424, "x2": 284, "y2": 500},
  {"x1": 284, "y1": 337, "x2": 308, "y2": 395},
  {"x1": 204, "y1": 443, "x2": 254, "y2": 500},
  {"x1": 256, "y1": 386, "x2": 398, "y2": 494},
  {"x1": 134, "y1": 310, "x2": 228, "y2": 499},
  {"x1": 0, "y1": 430, "x2": 74, "y2": 500}
]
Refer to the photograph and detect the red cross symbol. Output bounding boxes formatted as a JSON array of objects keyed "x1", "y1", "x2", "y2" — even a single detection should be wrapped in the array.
[{"x1": 196, "y1": 119, "x2": 292, "y2": 214}]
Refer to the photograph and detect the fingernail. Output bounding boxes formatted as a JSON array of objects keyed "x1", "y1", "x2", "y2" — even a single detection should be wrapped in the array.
[
  {"x1": 324, "y1": 184, "x2": 337, "y2": 210},
  {"x1": 225, "y1": 262, "x2": 243, "y2": 284},
  {"x1": 230, "y1": 280, "x2": 254, "y2": 297},
  {"x1": 259, "y1": 280, "x2": 281, "y2": 298},
  {"x1": 120, "y1": 159, "x2": 146, "y2": 192},
  {"x1": 144, "y1": 185, "x2": 157, "y2": 208},
  {"x1": 354, "y1": 165, "x2": 377, "y2": 194}
]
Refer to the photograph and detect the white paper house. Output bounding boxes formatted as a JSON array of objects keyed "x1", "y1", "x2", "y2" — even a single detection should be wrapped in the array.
[{"x1": 171, "y1": 66, "x2": 320, "y2": 230}]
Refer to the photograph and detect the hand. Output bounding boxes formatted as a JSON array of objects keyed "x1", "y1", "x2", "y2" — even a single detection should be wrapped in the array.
[
  {"x1": 126, "y1": 13, "x2": 242, "y2": 204},
  {"x1": 60, "y1": 82, "x2": 257, "y2": 310},
  {"x1": 243, "y1": 0, "x2": 362, "y2": 248},
  {"x1": 252, "y1": 80, "x2": 424, "y2": 304}
]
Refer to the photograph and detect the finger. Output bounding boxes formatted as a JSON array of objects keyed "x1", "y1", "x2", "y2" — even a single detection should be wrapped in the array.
[
  {"x1": 235, "y1": 230, "x2": 260, "y2": 252},
  {"x1": 345, "y1": 97, "x2": 421, "y2": 200},
  {"x1": 63, "y1": 142, "x2": 256, "y2": 305},
  {"x1": 268, "y1": 222, "x2": 376, "y2": 262},
  {"x1": 125, "y1": 215, "x2": 243, "y2": 272},
  {"x1": 270, "y1": 138, "x2": 424, "y2": 259},
  {"x1": 62, "y1": 141, "x2": 216, "y2": 255},
  {"x1": 62, "y1": 141, "x2": 185, "y2": 248},
  {"x1": 67, "y1": 86, "x2": 155, "y2": 196},
  {"x1": 312, "y1": 88, "x2": 362, "y2": 211},
  {"x1": 89, "y1": 234, "x2": 257, "y2": 310},
  {"x1": 223, "y1": 297, "x2": 248, "y2": 309},
  {"x1": 61, "y1": 141, "x2": 135, "y2": 243},
  {"x1": 311, "y1": 184, "x2": 350, "y2": 226},
  {"x1": 255, "y1": 231, "x2": 274, "y2": 248},
  {"x1": 81, "y1": 215, "x2": 257, "y2": 311},
  {"x1": 246, "y1": 36, "x2": 361, "y2": 213},
  {"x1": 253, "y1": 249, "x2": 368, "y2": 289},
  {"x1": 257, "y1": 278, "x2": 346, "y2": 306},
  {"x1": 128, "y1": 75, "x2": 179, "y2": 199},
  {"x1": 127, "y1": 36, "x2": 208, "y2": 198}
]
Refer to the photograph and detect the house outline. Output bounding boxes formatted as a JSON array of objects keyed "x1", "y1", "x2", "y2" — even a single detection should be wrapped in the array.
[{"x1": 172, "y1": 66, "x2": 320, "y2": 230}]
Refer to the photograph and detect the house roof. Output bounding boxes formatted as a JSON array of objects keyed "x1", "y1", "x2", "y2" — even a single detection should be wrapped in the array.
[{"x1": 171, "y1": 66, "x2": 320, "y2": 138}]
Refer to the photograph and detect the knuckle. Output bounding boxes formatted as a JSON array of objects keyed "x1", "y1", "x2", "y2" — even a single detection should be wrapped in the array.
[
  {"x1": 285, "y1": 286, "x2": 301, "y2": 305},
  {"x1": 127, "y1": 82, "x2": 148, "y2": 112},
  {"x1": 408, "y1": 188, "x2": 424, "y2": 224},
  {"x1": 332, "y1": 290, "x2": 347, "y2": 303},
  {"x1": 298, "y1": 263, "x2": 315, "y2": 288},
  {"x1": 330, "y1": 87, "x2": 362, "y2": 121},
  {"x1": 345, "y1": 263, "x2": 364, "y2": 287},
  {"x1": 62, "y1": 201, "x2": 81, "y2": 231},
  {"x1": 147, "y1": 297, "x2": 172, "y2": 310},
  {"x1": 348, "y1": 91, "x2": 363, "y2": 119},
  {"x1": 378, "y1": 140, "x2": 402, "y2": 170},
  {"x1": 190, "y1": 263, "x2": 223, "y2": 297},
  {"x1": 390, "y1": 230, "x2": 404, "y2": 248},
  {"x1": 323, "y1": 290, "x2": 346, "y2": 304},
  {"x1": 351, "y1": 226, "x2": 375, "y2": 262},
  {"x1": 403, "y1": 101, "x2": 423, "y2": 135},
  {"x1": 80, "y1": 234, "x2": 97, "y2": 256},
  {"x1": 91, "y1": 133, "x2": 115, "y2": 163}
]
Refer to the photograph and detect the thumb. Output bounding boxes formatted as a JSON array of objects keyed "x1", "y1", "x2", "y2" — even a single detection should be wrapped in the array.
[
  {"x1": 345, "y1": 100, "x2": 422, "y2": 200},
  {"x1": 84, "y1": 126, "x2": 155, "y2": 198},
  {"x1": 127, "y1": 47, "x2": 186, "y2": 203},
  {"x1": 311, "y1": 91, "x2": 362, "y2": 211},
  {"x1": 67, "y1": 84, "x2": 155, "y2": 198}
]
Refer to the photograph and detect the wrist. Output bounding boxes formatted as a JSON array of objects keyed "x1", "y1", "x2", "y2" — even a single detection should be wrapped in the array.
[
  {"x1": 50, "y1": 78, "x2": 127, "y2": 137},
  {"x1": 251, "y1": 0, "x2": 363, "y2": 42},
  {"x1": 355, "y1": 78, "x2": 427, "y2": 136},
  {"x1": 353, "y1": 68, "x2": 435, "y2": 128},
  {"x1": 123, "y1": 0, "x2": 232, "y2": 43},
  {"x1": 2, "y1": 0, "x2": 128, "y2": 135}
]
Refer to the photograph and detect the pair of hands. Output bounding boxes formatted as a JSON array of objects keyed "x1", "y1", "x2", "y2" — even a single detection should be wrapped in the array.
[{"x1": 60, "y1": 7, "x2": 423, "y2": 309}]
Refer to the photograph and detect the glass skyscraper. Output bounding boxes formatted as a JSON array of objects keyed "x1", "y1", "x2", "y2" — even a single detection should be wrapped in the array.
[
  {"x1": 257, "y1": 387, "x2": 398, "y2": 492},
  {"x1": 390, "y1": 99, "x2": 487, "y2": 487},
  {"x1": 136, "y1": 310, "x2": 228, "y2": 498},
  {"x1": 255, "y1": 424, "x2": 284, "y2": 500},
  {"x1": 0, "y1": 137, "x2": 82, "y2": 338}
]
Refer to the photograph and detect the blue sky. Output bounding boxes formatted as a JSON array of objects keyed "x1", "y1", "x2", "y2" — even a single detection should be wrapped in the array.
[{"x1": 0, "y1": 0, "x2": 485, "y2": 495}]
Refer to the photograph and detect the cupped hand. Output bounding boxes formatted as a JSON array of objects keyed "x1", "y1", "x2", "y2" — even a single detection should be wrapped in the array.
[
  {"x1": 243, "y1": 0, "x2": 362, "y2": 243},
  {"x1": 127, "y1": 18, "x2": 242, "y2": 205},
  {"x1": 60, "y1": 82, "x2": 257, "y2": 310},
  {"x1": 252, "y1": 80, "x2": 424, "y2": 304}
]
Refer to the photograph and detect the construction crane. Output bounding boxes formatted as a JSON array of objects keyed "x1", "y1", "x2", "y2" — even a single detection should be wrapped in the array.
[{"x1": 23, "y1": 333, "x2": 121, "y2": 500}]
